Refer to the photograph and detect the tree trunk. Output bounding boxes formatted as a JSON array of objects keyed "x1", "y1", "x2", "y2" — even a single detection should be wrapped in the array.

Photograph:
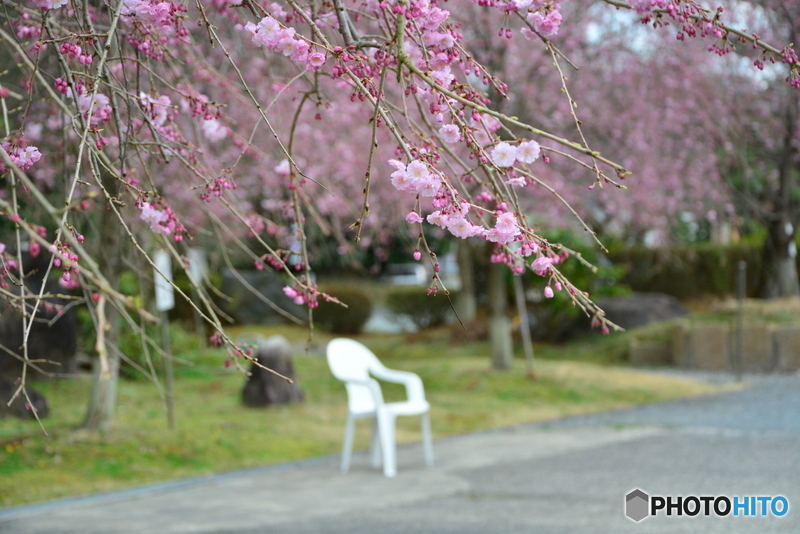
[
  {"x1": 762, "y1": 217, "x2": 799, "y2": 298},
  {"x1": 456, "y1": 240, "x2": 477, "y2": 324},
  {"x1": 761, "y1": 87, "x2": 799, "y2": 299},
  {"x1": 83, "y1": 337, "x2": 120, "y2": 432},
  {"x1": 83, "y1": 178, "x2": 123, "y2": 432},
  {"x1": 487, "y1": 259, "x2": 512, "y2": 370}
]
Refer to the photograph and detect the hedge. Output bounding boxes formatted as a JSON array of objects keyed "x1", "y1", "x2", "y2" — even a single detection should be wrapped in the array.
[
  {"x1": 386, "y1": 287, "x2": 458, "y2": 329},
  {"x1": 314, "y1": 285, "x2": 373, "y2": 334},
  {"x1": 607, "y1": 242, "x2": 765, "y2": 299}
]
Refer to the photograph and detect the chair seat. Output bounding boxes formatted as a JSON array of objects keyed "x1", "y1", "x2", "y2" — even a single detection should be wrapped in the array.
[
  {"x1": 385, "y1": 400, "x2": 430, "y2": 416},
  {"x1": 352, "y1": 399, "x2": 430, "y2": 417}
]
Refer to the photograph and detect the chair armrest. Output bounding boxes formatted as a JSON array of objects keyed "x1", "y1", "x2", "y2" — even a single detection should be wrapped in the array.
[{"x1": 370, "y1": 368, "x2": 426, "y2": 403}]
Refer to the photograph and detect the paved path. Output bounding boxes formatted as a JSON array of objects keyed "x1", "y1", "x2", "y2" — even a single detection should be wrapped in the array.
[{"x1": 1, "y1": 373, "x2": 798, "y2": 533}]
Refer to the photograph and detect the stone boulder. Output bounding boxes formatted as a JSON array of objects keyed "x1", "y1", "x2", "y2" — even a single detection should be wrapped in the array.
[
  {"x1": 242, "y1": 336, "x2": 304, "y2": 407},
  {"x1": 0, "y1": 374, "x2": 49, "y2": 419}
]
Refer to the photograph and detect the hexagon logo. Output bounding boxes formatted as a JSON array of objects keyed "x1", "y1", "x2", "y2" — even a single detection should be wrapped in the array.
[{"x1": 626, "y1": 489, "x2": 650, "y2": 522}]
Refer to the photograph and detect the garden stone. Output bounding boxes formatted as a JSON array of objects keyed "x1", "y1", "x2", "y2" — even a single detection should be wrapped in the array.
[
  {"x1": 242, "y1": 336, "x2": 304, "y2": 407},
  {"x1": 0, "y1": 374, "x2": 49, "y2": 419}
]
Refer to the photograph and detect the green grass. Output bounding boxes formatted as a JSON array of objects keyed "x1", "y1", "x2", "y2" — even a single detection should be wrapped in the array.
[{"x1": 0, "y1": 325, "x2": 726, "y2": 508}]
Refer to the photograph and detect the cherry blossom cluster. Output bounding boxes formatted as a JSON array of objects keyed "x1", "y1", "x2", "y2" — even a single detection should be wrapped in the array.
[
  {"x1": 631, "y1": 0, "x2": 800, "y2": 86},
  {"x1": 121, "y1": 0, "x2": 189, "y2": 60},
  {"x1": 490, "y1": 140, "x2": 541, "y2": 168},
  {"x1": 49, "y1": 241, "x2": 82, "y2": 290},
  {"x1": 0, "y1": 137, "x2": 42, "y2": 173},
  {"x1": 138, "y1": 200, "x2": 186, "y2": 240},
  {"x1": 523, "y1": 7, "x2": 563, "y2": 38},
  {"x1": 59, "y1": 42, "x2": 93, "y2": 65},
  {"x1": 244, "y1": 16, "x2": 327, "y2": 71},
  {"x1": 283, "y1": 278, "x2": 319, "y2": 308},
  {"x1": 254, "y1": 252, "x2": 286, "y2": 271},
  {"x1": 389, "y1": 160, "x2": 442, "y2": 197},
  {"x1": 16, "y1": 24, "x2": 41, "y2": 40},
  {"x1": 181, "y1": 89, "x2": 220, "y2": 120},
  {"x1": 139, "y1": 92, "x2": 172, "y2": 129},
  {"x1": 67, "y1": 84, "x2": 113, "y2": 130},
  {"x1": 200, "y1": 174, "x2": 237, "y2": 202}
]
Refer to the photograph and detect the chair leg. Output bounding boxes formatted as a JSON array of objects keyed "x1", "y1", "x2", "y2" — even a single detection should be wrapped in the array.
[
  {"x1": 341, "y1": 414, "x2": 356, "y2": 474},
  {"x1": 421, "y1": 412, "x2": 434, "y2": 467},
  {"x1": 377, "y1": 409, "x2": 397, "y2": 478},
  {"x1": 370, "y1": 418, "x2": 382, "y2": 469}
]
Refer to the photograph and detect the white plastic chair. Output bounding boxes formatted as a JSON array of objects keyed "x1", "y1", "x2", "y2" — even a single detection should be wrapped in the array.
[{"x1": 326, "y1": 338, "x2": 434, "y2": 478}]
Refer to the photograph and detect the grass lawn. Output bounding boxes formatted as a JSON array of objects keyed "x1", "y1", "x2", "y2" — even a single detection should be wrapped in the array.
[{"x1": 0, "y1": 325, "x2": 726, "y2": 508}]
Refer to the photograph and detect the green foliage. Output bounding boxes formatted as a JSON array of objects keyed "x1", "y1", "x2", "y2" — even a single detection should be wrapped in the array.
[
  {"x1": 116, "y1": 323, "x2": 206, "y2": 380},
  {"x1": 385, "y1": 287, "x2": 458, "y2": 329},
  {"x1": 73, "y1": 271, "x2": 209, "y2": 379},
  {"x1": 169, "y1": 270, "x2": 222, "y2": 325},
  {"x1": 314, "y1": 285, "x2": 373, "y2": 334}
]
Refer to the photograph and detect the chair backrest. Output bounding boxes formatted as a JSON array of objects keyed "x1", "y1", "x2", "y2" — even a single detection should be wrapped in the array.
[{"x1": 326, "y1": 338, "x2": 384, "y2": 414}]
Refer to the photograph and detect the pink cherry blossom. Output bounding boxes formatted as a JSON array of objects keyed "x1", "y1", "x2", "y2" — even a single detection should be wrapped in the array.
[
  {"x1": 275, "y1": 159, "x2": 290, "y2": 176},
  {"x1": 406, "y1": 160, "x2": 430, "y2": 182},
  {"x1": 427, "y1": 211, "x2": 448, "y2": 228},
  {"x1": 506, "y1": 177, "x2": 526, "y2": 187},
  {"x1": 516, "y1": 140, "x2": 541, "y2": 164},
  {"x1": 417, "y1": 173, "x2": 442, "y2": 197},
  {"x1": 406, "y1": 211, "x2": 424, "y2": 224},
  {"x1": 446, "y1": 214, "x2": 481, "y2": 239},
  {"x1": 486, "y1": 212, "x2": 520, "y2": 244},
  {"x1": 531, "y1": 256, "x2": 553, "y2": 274},
  {"x1": 439, "y1": 124, "x2": 460, "y2": 144},
  {"x1": 390, "y1": 168, "x2": 414, "y2": 192},
  {"x1": 307, "y1": 52, "x2": 326, "y2": 69},
  {"x1": 202, "y1": 119, "x2": 228, "y2": 142},
  {"x1": 491, "y1": 142, "x2": 517, "y2": 167}
]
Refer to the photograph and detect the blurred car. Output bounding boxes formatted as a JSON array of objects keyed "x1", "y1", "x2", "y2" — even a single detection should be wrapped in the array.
[{"x1": 382, "y1": 264, "x2": 429, "y2": 285}]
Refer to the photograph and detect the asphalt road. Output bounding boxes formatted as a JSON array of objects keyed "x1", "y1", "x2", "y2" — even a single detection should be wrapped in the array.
[{"x1": 1, "y1": 373, "x2": 798, "y2": 533}]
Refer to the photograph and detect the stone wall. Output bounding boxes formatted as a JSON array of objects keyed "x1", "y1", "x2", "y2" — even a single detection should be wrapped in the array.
[{"x1": 629, "y1": 321, "x2": 800, "y2": 373}]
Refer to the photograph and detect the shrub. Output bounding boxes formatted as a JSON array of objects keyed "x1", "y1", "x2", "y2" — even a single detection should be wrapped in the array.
[
  {"x1": 386, "y1": 287, "x2": 458, "y2": 329},
  {"x1": 314, "y1": 285, "x2": 373, "y2": 334}
]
